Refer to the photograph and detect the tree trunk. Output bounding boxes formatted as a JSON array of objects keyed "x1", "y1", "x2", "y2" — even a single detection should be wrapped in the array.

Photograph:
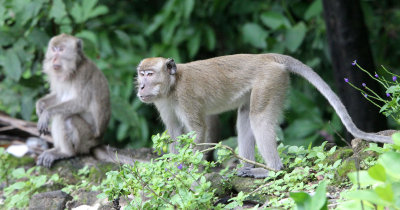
[{"x1": 322, "y1": 0, "x2": 387, "y2": 141}]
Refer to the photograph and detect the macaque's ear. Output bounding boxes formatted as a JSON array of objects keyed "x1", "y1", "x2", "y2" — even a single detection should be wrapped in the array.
[
  {"x1": 166, "y1": 58, "x2": 176, "y2": 75},
  {"x1": 76, "y1": 39, "x2": 83, "y2": 51}
]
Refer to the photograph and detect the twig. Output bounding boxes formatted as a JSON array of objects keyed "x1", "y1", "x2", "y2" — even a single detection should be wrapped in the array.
[
  {"x1": 131, "y1": 161, "x2": 176, "y2": 208},
  {"x1": 197, "y1": 143, "x2": 278, "y2": 172},
  {"x1": 0, "y1": 126, "x2": 14, "y2": 132},
  {"x1": 0, "y1": 113, "x2": 53, "y2": 143}
]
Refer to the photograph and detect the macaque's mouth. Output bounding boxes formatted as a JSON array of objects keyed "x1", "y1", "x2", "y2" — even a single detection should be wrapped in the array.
[{"x1": 138, "y1": 94, "x2": 155, "y2": 103}]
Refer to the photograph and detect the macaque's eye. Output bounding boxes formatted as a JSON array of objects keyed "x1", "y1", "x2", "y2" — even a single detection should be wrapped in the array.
[
  {"x1": 147, "y1": 72, "x2": 153, "y2": 76},
  {"x1": 59, "y1": 46, "x2": 64, "y2": 51},
  {"x1": 52, "y1": 46, "x2": 58, "y2": 52},
  {"x1": 139, "y1": 71, "x2": 145, "y2": 76}
]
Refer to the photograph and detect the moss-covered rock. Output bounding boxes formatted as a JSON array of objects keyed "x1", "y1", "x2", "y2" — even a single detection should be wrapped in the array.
[
  {"x1": 335, "y1": 158, "x2": 357, "y2": 183},
  {"x1": 324, "y1": 147, "x2": 353, "y2": 165},
  {"x1": 39, "y1": 156, "x2": 119, "y2": 185}
]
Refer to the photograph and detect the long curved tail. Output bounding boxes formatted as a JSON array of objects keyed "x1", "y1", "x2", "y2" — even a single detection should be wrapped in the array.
[{"x1": 272, "y1": 54, "x2": 392, "y2": 144}]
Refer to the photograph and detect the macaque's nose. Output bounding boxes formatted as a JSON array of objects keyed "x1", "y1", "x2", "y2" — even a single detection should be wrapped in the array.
[
  {"x1": 53, "y1": 64, "x2": 61, "y2": 70},
  {"x1": 140, "y1": 84, "x2": 145, "y2": 90}
]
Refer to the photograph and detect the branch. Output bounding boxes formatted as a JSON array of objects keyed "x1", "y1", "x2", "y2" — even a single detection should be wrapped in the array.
[
  {"x1": 197, "y1": 143, "x2": 278, "y2": 172},
  {"x1": 0, "y1": 113, "x2": 53, "y2": 143}
]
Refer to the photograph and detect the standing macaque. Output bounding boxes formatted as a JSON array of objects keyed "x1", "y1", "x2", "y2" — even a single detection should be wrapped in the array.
[
  {"x1": 36, "y1": 34, "x2": 110, "y2": 167},
  {"x1": 136, "y1": 54, "x2": 393, "y2": 178}
]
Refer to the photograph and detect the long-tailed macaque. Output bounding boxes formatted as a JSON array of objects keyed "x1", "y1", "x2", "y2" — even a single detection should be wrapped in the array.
[
  {"x1": 136, "y1": 54, "x2": 393, "y2": 178},
  {"x1": 36, "y1": 34, "x2": 110, "y2": 167}
]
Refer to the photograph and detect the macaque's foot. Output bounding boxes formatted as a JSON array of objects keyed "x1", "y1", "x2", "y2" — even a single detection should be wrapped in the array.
[
  {"x1": 237, "y1": 167, "x2": 269, "y2": 179},
  {"x1": 37, "y1": 150, "x2": 58, "y2": 168}
]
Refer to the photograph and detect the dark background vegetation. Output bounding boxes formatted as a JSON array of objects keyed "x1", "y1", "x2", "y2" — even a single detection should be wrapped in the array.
[{"x1": 0, "y1": 0, "x2": 399, "y2": 148}]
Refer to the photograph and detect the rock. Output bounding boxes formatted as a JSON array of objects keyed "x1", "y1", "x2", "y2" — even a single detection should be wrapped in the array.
[
  {"x1": 66, "y1": 190, "x2": 103, "y2": 209},
  {"x1": 205, "y1": 172, "x2": 230, "y2": 197},
  {"x1": 29, "y1": 190, "x2": 72, "y2": 210},
  {"x1": 231, "y1": 176, "x2": 263, "y2": 193}
]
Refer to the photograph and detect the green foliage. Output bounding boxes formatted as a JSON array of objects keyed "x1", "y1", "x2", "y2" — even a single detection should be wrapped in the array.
[
  {"x1": 2, "y1": 167, "x2": 60, "y2": 208},
  {"x1": 346, "y1": 62, "x2": 400, "y2": 124},
  {"x1": 290, "y1": 181, "x2": 328, "y2": 210},
  {"x1": 249, "y1": 142, "x2": 344, "y2": 208},
  {"x1": 337, "y1": 133, "x2": 400, "y2": 209},
  {"x1": 0, "y1": 148, "x2": 13, "y2": 185},
  {"x1": 98, "y1": 132, "x2": 246, "y2": 209},
  {"x1": 0, "y1": 0, "x2": 343, "y2": 147}
]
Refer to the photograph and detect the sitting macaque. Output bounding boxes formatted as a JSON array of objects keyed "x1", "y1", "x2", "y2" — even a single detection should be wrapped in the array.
[
  {"x1": 36, "y1": 34, "x2": 110, "y2": 167},
  {"x1": 136, "y1": 54, "x2": 392, "y2": 178}
]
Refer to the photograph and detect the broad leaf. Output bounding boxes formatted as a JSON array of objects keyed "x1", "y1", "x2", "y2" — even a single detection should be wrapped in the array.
[
  {"x1": 2, "y1": 50, "x2": 22, "y2": 81},
  {"x1": 260, "y1": 11, "x2": 289, "y2": 29},
  {"x1": 242, "y1": 23, "x2": 268, "y2": 49},
  {"x1": 368, "y1": 164, "x2": 386, "y2": 182},
  {"x1": 379, "y1": 152, "x2": 400, "y2": 179},
  {"x1": 285, "y1": 22, "x2": 307, "y2": 52},
  {"x1": 304, "y1": 0, "x2": 322, "y2": 20}
]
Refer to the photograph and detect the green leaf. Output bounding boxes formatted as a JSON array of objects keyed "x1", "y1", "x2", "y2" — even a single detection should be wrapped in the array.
[
  {"x1": 76, "y1": 30, "x2": 98, "y2": 47},
  {"x1": 2, "y1": 49, "x2": 22, "y2": 81},
  {"x1": 70, "y1": 2, "x2": 84, "y2": 23},
  {"x1": 184, "y1": 0, "x2": 195, "y2": 19},
  {"x1": 285, "y1": 119, "x2": 321, "y2": 139},
  {"x1": 348, "y1": 171, "x2": 377, "y2": 187},
  {"x1": 378, "y1": 152, "x2": 400, "y2": 179},
  {"x1": 204, "y1": 26, "x2": 216, "y2": 51},
  {"x1": 33, "y1": 175, "x2": 47, "y2": 188},
  {"x1": 392, "y1": 132, "x2": 400, "y2": 146},
  {"x1": 260, "y1": 11, "x2": 288, "y2": 29},
  {"x1": 375, "y1": 184, "x2": 394, "y2": 202},
  {"x1": 285, "y1": 22, "x2": 307, "y2": 52},
  {"x1": 304, "y1": 0, "x2": 322, "y2": 20},
  {"x1": 187, "y1": 32, "x2": 200, "y2": 58},
  {"x1": 344, "y1": 190, "x2": 389, "y2": 206},
  {"x1": 21, "y1": 95, "x2": 34, "y2": 121},
  {"x1": 242, "y1": 23, "x2": 268, "y2": 49},
  {"x1": 12, "y1": 168, "x2": 26, "y2": 179},
  {"x1": 311, "y1": 181, "x2": 328, "y2": 210},
  {"x1": 290, "y1": 192, "x2": 311, "y2": 210},
  {"x1": 49, "y1": 0, "x2": 67, "y2": 23},
  {"x1": 379, "y1": 103, "x2": 389, "y2": 113},
  {"x1": 117, "y1": 123, "x2": 129, "y2": 141},
  {"x1": 88, "y1": 5, "x2": 108, "y2": 19},
  {"x1": 386, "y1": 85, "x2": 400, "y2": 94},
  {"x1": 368, "y1": 164, "x2": 386, "y2": 182},
  {"x1": 82, "y1": 0, "x2": 98, "y2": 19}
]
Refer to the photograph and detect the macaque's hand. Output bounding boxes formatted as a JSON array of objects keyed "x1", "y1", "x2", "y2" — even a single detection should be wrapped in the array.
[{"x1": 37, "y1": 110, "x2": 50, "y2": 135}]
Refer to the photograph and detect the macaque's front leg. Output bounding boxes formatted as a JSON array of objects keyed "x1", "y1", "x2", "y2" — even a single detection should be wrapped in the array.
[
  {"x1": 37, "y1": 99, "x2": 85, "y2": 135},
  {"x1": 36, "y1": 93, "x2": 57, "y2": 116}
]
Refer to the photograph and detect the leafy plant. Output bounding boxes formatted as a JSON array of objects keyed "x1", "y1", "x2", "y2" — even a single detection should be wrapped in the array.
[
  {"x1": 290, "y1": 181, "x2": 328, "y2": 210},
  {"x1": 337, "y1": 132, "x2": 400, "y2": 209},
  {"x1": 2, "y1": 167, "x2": 60, "y2": 208},
  {"x1": 98, "y1": 132, "x2": 248, "y2": 209},
  {"x1": 252, "y1": 142, "x2": 343, "y2": 208},
  {"x1": 345, "y1": 61, "x2": 400, "y2": 123}
]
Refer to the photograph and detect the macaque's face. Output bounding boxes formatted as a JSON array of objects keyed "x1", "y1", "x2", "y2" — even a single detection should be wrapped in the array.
[
  {"x1": 136, "y1": 58, "x2": 174, "y2": 103},
  {"x1": 44, "y1": 34, "x2": 82, "y2": 76}
]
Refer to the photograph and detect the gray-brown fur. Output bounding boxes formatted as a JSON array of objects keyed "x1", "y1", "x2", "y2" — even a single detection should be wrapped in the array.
[
  {"x1": 36, "y1": 34, "x2": 110, "y2": 167},
  {"x1": 137, "y1": 54, "x2": 392, "y2": 178}
]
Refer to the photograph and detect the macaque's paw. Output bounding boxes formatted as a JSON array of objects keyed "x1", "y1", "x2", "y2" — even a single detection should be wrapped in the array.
[
  {"x1": 37, "y1": 151, "x2": 57, "y2": 168},
  {"x1": 37, "y1": 112, "x2": 50, "y2": 135},
  {"x1": 237, "y1": 167, "x2": 269, "y2": 179}
]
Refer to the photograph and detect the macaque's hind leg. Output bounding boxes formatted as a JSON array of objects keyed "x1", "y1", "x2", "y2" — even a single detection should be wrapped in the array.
[
  {"x1": 235, "y1": 103, "x2": 259, "y2": 177},
  {"x1": 245, "y1": 75, "x2": 288, "y2": 178},
  {"x1": 37, "y1": 116, "x2": 96, "y2": 168}
]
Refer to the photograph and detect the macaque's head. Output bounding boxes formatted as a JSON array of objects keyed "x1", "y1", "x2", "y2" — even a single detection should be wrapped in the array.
[
  {"x1": 136, "y1": 57, "x2": 177, "y2": 103},
  {"x1": 43, "y1": 34, "x2": 84, "y2": 79}
]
